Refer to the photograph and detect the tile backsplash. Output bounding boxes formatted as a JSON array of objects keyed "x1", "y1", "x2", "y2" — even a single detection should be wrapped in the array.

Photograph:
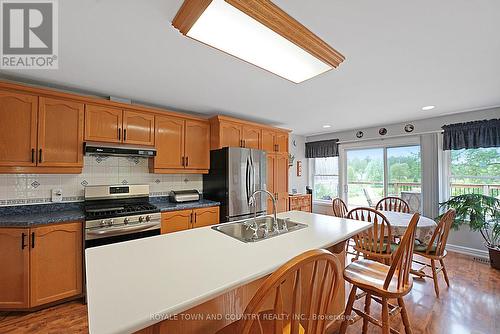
[{"x1": 0, "y1": 156, "x2": 203, "y2": 206}]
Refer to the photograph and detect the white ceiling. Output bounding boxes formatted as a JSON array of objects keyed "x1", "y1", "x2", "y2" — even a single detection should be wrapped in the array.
[{"x1": 1, "y1": 0, "x2": 499, "y2": 135}]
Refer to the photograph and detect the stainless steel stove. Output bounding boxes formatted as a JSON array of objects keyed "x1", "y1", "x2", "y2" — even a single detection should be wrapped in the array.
[{"x1": 84, "y1": 184, "x2": 161, "y2": 248}]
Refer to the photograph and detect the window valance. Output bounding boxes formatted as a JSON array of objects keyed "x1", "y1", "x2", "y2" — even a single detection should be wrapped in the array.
[
  {"x1": 305, "y1": 139, "x2": 339, "y2": 158},
  {"x1": 442, "y1": 119, "x2": 500, "y2": 150}
]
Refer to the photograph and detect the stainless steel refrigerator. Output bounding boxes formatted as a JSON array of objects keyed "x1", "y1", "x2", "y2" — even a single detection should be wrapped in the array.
[{"x1": 203, "y1": 147, "x2": 267, "y2": 223}]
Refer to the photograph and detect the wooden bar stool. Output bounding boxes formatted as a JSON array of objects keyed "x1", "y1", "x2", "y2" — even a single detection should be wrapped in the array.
[
  {"x1": 216, "y1": 249, "x2": 343, "y2": 334},
  {"x1": 340, "y1": 213, "x2": 420, "y2": 334},
  {"x1": 412, "y1": 209, "x2": 455, "y2": 297},
  {"x1": 347, "y1": 208, "x2": 394, "y2": 265},
  {"x1": 376, "y1": 197, "x2": 410, "y2": 213}
]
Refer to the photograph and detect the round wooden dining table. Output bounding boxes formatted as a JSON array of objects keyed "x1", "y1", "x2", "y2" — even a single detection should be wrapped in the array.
[{"x1": 379, "y1": 210, "x2": 437, "y2": 244}]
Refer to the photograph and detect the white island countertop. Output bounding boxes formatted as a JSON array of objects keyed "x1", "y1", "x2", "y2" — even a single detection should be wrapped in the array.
[{"x1": 85, "y1": 211, "x2": 371, "y2": 334}]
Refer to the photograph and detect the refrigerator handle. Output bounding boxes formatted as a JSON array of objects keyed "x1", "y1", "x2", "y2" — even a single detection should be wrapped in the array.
[{"x1": 246, "y1": 156, "x2": 251, "y2": 203}]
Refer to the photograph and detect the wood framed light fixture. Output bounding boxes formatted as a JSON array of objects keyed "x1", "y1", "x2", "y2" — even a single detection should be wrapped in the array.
[{"x1": 172, "y1": 0, "x2": 345, "y2": 83}]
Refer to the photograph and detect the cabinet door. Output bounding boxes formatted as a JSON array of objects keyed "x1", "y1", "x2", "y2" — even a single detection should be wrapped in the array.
[
  {"x1": 0, "y1": 90, "x2": 38, "y2": 167},
  {"x1": 37, "y1": 98, "x2": 84, "y2": 167},
  {"x1": 242, "y1": 125, "x2": 261, "y2": 149},
  {"x1": 261, "y1": 129, "x2": 276, "y2": 152},
  {"x1": 193, "y1": 206, "x2": 219, "y2": 228},
  {"x1": 161, "y1": 210, "x2": 192, "y2": 234},
  {"x1": 123, "y1": 110, "x2": 155, "y2": 146},
  {"x1": 0, "y1": 228, "x2": 30, "y2": 309},
  {"x1": 184, "y1": 120, "x2": 210, "y2": 170},
  {"x1": 219, "y1": 121, "x2": 243, "y2": 148},
  {"x1": 274, "y1": 153, "x2": 289, "y2": 213},
  {"x1": 154, "y1": 116, "x2": 185, "y2": 169},
  {"x1": 275, "y1": 132, "x2": 288, "y2": 153},
  {"x1": 30, "y1": 222, "x2": 82, "y2": 307},
  {"x1": 84, "y1": 104, "x2": 122, "y2": 143}
]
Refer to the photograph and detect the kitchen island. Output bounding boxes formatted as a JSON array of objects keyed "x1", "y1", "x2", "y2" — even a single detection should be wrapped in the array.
[{"x1": 85, "y1": 211, "x2": 371, "y2": 334}]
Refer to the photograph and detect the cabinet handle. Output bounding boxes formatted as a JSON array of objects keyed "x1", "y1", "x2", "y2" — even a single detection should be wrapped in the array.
[
  {"x1": 39, "y1": 149, "x2": 42, "y2": 163},
  {"x1": 31, "y1": 232, "x2": 35, "y2": 248},
  {"x1": 185, "y1": 156, "x2": 189, "y2": 167},
  {"x1": 243, "y1": 140, "x2": 246, "y2": 147},
  {"x1": 190, "y1": 211, "x2": 194, "y2": 227},
  {"x1": 21, "y1": 233, "x2": 27, "y2": 249},
  {"x1": 194, "y1": 212, "x2": 197, "y2": 223},
  {"x1": 118, "y1": 128, "x2": 121, "y2": 140},
  {"x1": 31, "y1": 149, "x2": 35, "y2": 163},
  {"x1": 123, "y1": 129, "x2": 127, "y2": 141},
  {"x1": 182, "y1": 156, "x2": 185, "y2": 167}
]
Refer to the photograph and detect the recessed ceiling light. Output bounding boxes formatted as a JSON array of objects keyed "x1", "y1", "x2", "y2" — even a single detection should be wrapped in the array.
[
  {"x1": 422, "y1": 105, "x2": 435, "y2": 111},
  {"x1": 323, "y1": 125, "x2": 331, "y2": 128},
  {"x1": 172, "y1": 0, "x2": 345, "y2": 83}
]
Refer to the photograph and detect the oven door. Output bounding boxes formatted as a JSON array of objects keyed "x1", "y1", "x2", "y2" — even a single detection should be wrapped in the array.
[{"x1": 85, "y1": 225, "x2": 160, "y2": 248}]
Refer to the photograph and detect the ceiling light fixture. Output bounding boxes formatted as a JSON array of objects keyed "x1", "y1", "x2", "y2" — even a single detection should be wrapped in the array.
[
  {"x1": 172, "y1": 0, "x2": 345, "y2": 83},
  {"x1": 322, "y1": 125, "x2": 331, "y2": 128},
  {"x1": 422, "y1": 105, "x2": 435, "y2": 111}
]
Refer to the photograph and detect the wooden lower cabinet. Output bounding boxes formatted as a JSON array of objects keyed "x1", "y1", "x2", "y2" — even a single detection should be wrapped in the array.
[
  {"x1": 0, "y1": 228, "x2": 30, "y2": 309},
  {"x1": 161, "y1": 206, "x2": 220, "y2": 234},
  {"x1": 0, "y1": 222, "x2": 83, "y2": 310},
  {"x1": 288, "y1": 194, "x2": 312, "y2": 212}
]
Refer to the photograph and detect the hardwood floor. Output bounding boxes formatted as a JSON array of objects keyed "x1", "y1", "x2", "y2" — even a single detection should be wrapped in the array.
[{"x1": 0, "y1": 252, "x2": 498, "y2": 334}]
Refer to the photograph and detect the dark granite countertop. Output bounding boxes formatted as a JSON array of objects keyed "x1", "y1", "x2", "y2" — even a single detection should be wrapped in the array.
[
  {"x1": 0, "y1": 198, "x2": 220, "y2": 227},
  {"x1": 0, "y1": 203, "x2": 85, "y2": 227},
  {"x1": 149, "y1": 197, "x2": 220, "y2": 212}
]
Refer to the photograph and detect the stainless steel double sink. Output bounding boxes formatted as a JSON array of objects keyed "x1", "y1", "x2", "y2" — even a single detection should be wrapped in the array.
[{"x1": 212, "y1": 216, "x2": 307, "y2": 243}]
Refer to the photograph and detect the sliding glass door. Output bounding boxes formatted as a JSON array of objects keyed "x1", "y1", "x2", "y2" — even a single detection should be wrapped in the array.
[{"x1": 343, "y1": 142, "x2": 422, "y2": 211}]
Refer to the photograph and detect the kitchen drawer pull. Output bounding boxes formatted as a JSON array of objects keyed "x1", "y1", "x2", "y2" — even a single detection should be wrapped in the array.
[
  {"x1": 123, "y1": 129, "x2": 127, "y2": 141},
  {"x1": 182, "y1": 156, "x2": 185, "y2": 167},
  {"x1": 186, "y1": 156, "x2": 189, "y2": 167},
  {"x1": 31, "y1": 149, "x2": 35, "y2": 163},
  {"x1": 118, "y1": 128, "x2": 121, "y2": 140},
  {"x1": 21, "y1": 233, "x2": 27, "y2": 249},
  {"x1": 38, "y1": 149, "x2": 42, "y2": 163},
  {"x1": 31, "y1": 232, "x2": 35, "y2": 248}
]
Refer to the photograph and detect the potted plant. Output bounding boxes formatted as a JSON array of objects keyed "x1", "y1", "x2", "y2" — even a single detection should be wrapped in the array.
[{"x1": 439, "y1": 194, "x2": 500, "y2": 269}]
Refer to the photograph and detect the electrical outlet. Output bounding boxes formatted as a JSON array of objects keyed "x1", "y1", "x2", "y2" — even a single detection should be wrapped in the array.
[{"x1": 51, "y1": 189, "x2": 63, "y2": 202}]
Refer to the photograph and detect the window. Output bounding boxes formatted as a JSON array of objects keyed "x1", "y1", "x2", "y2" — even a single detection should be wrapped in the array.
[
  {"x1": 449, "y1": 148, "x2": 500, "y2": 198},
  {"x1": 343, "y1": 144, "x2": 422, "y2": 211},
  {"x1": 312, "y1": 157, "x2": 339, "y2": 201}
]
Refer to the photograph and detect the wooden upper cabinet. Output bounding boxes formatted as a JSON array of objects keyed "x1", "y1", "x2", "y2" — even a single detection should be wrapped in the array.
[
  {"x1": 261, "y1": 129, "x2": 276, "y2": 153},
  {"x1": 193, "y1": 206, "x2": 219, "y2": 228},
  {"x1": 123, "y1": 110, "x2": 155, "y2": 146},
  {"x1": 84, "y1": 104, "x2": 122, "y2": 143},
  {"x1": 0, "y1": 228, "x2": 30, "y2": 309},
  {"x1": 219, "y1": 121, "x2": 243, "y2": 148},
  {"x1": 29, "y1": 222, "x2": 82, "y2": 307},
  {"x1": 0, "y1": 90, "x2": 38, "y2": 167},
  {"x1": 242, "y1": 125, "x2": 261, "y2": 149},
  {"x1": 161, "y1": 210, "x2": 192, "y2": 234},
  {"x1": 184, "y1": 120, "x2": 210, "y2": 170},
  {"x1": 37, "y1": 98, "x2": 84, "y2": 167},
  {"x1": 275, "y1": 132, "x2": 289, "y2": 153},
  {"x1": 154, "y1": 115, "x2": 185, "y2": 169}
]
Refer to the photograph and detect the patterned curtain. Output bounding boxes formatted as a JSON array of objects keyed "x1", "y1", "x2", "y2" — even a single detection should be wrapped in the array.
[
  {"x1": 442, "y1": 119, "x2": 500, "y2": 150},
  {"x1": 305, "y1": 139, "x2": 339, "y2": 158}
]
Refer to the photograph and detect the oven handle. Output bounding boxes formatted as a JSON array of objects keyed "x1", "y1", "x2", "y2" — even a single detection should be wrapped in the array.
[{"x1": 86, "y1": 222, "x2": 160, "y2": 237}]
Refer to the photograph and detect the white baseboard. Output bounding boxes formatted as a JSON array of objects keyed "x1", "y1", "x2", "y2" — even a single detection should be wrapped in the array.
[{"x1": 446, "y1": 243, "x2": 489, "y2": 259}]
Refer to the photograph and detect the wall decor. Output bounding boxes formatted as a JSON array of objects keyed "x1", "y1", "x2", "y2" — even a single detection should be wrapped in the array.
[
  {"x1": 288, "y1": 153, "x2": 295, "y2": 167},
  {"x1": 296, "y1": 161, "x2": 303, "y2": 177},
  {"x1": 404, "y1": 124, "x2": 415, "y2": 133},
  {"x1": 356, "y1": 131, "x2": 364, "y2": 138},
  {"x1": 379, "y1": 128, "x2": 387, "y2": 136},
  {"x1": 292, "y1": 139, "x2": 297, "y2": 147}
]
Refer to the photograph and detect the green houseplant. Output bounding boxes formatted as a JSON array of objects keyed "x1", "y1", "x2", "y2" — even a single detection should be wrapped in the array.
[{"x1": 439, "y1": 194, "x2": 500, "y2": 269}]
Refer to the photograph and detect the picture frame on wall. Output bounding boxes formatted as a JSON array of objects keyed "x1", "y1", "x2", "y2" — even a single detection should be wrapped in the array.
[{"x1": 297, "y1": 160, "x2": 302, "y2": 177}]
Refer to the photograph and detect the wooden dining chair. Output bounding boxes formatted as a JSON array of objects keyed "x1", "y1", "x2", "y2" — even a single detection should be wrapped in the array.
[
  {"x1": 412, "y1": 209, "x2": 456, "y2": 298},
  {"x1": 376, "y1": 197, "x2": 410, "y2": 213},
  {"x1": 217, "y1": 249, "x2": 342, "y2": 334},
  {"x1": 340, "y1": 213, "x2": 420, "y2": 334},
  {"x1": 332, "y1": 198, "x2": 348, "y2": 218},
  {"x1": 347, "y1": 208, "x2": 394, "y2": 265}
]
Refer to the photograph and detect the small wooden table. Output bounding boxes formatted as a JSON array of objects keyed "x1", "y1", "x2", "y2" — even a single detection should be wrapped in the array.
[{"x1": 379, "y1": 210, "x2": 437, "y2": 244}]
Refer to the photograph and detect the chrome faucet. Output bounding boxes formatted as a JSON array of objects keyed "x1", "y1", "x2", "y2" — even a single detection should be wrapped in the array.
[{"x1": 248, "y1": 189, "x2": 279, "y2": 233}]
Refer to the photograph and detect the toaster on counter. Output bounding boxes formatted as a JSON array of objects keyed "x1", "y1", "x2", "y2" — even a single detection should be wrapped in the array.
[{"x1": 169, "y1": 190, "x2": 201, "y2": 203}]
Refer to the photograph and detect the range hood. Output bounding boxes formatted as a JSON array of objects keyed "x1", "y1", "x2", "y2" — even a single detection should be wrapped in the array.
[{"x1": 84, "y1": 142, "x2": 156, "y2": 158}]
